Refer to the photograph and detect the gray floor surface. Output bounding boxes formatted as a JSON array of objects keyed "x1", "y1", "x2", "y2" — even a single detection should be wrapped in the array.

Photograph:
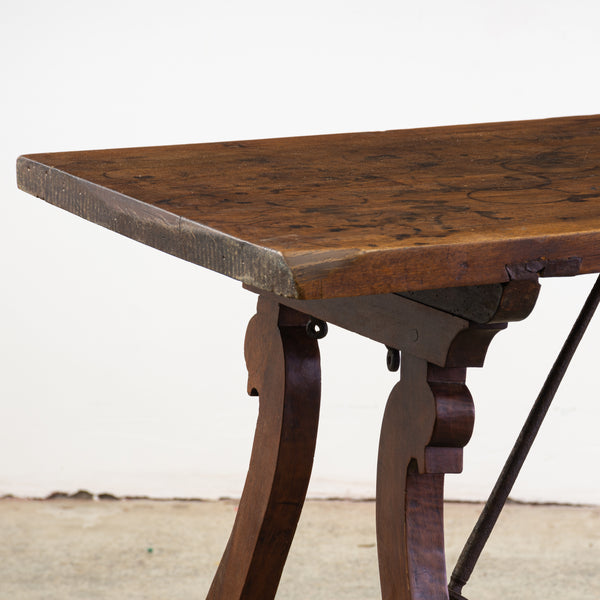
[{"x1": 0, "y1": 497, "x2": 598, "y2": 599}]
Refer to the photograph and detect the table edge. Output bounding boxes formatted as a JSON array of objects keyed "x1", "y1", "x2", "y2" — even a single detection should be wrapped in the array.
[
  {"x1": 16, "y1": 151, "x2": 600, "y2": 300},
  {"x1": 17, "y1": 156, "x2": 301, "y2": 298}
]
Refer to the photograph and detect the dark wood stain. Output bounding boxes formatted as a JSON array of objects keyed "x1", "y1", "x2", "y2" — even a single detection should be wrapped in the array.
[
  {"x1": 248, "y1": 286, "x2": 469, "y2": 366},
  {"x1": 16, "y1": 114, "x2": 600, "y2": 298},
  {"x1": 219, "y1": 284, "x2": 538, "y2": 599},
  {"x1": 208, "y1": 298, "x2": 321, "y2": 599},
  {"x1": 375, "y1": 285, "x2": 539, "y2": 599}
]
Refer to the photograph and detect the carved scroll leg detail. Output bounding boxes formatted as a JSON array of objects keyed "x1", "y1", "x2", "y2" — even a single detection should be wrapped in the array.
[
  {"x1": 207, "y1": 297, "x2": 321, "y2": 600},
  {"x1": 376, "y1": 355, "x2": 474, "y2": 600}
]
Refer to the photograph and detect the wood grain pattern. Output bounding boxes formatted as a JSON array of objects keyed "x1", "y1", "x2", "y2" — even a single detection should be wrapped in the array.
[
  {"x1": 375, "y1": 283, "x2": 539, "y2": 600},
  {"x1": 247, "y1": 286, "x2": 469, "y2": 366},
  {"x1": 398, "y1": 279, "x2": 539, "y2": 324},
  {"x1": 207, "y1": 297, "x2": 320, "y2": 600},
  {"x1": 377, "y1": 357, "x2": 478, "y2": 600},
  {"x1": 17, "y1": 114, "x2": 600, "y2": 298}
]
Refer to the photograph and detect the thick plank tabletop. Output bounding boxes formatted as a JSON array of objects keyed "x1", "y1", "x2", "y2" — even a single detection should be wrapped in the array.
[{"x1": 17, "y1": 115, "x2": 600, "y2": 299}]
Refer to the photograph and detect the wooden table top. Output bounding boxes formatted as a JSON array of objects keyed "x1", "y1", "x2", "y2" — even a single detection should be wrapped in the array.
[{"x1": 17, "y1": 114, "x2": 600, "y2": 299}]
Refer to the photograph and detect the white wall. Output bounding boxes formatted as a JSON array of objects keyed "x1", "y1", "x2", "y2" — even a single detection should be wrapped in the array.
[{"x1": 1, "y1": 1, "x2": 599, "y2": 504}]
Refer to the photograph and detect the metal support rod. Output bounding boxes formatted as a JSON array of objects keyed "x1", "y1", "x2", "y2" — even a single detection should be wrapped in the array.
[{"x1": 449, "y1": 274, "x2": 600, "y2": 600}]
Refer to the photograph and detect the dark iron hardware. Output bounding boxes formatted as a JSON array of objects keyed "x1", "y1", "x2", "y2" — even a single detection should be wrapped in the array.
[
  {"x1": 386, "y1": 346, "x2": 400, "y2": 372},
  {"x1": 449, "y1": 274, "x2": 600, "y2": 600},
  {"x1": 306, "y1": 317, "x2": 328, "y2": 339}
]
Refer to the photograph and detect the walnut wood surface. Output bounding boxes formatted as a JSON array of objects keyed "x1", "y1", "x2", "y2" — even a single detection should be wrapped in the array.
[
  {"x1": 248, "y1": 287, "x2": 469, "y2": 366},
  {"x1": 375, "y1": 283, "x2": 539, "y2": 599},
  {"x1": 207, "y1": 298, "x2": 320, "y2": 599},
  {"x1": 251, "y1": 279, "x2": 539, "y2": 366},
  {"x1": 17, "y1": 114, "x2": 600, "y2": 299}
]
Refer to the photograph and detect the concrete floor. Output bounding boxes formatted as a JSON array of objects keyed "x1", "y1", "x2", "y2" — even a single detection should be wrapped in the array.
[{"x1": 0, "y1": 497, "x2": 598, "y2": 599}]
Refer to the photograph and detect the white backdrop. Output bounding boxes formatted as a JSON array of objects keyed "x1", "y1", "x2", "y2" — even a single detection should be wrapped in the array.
[{"x1": 1, "y1": 1, "x2": 599, "y2": 504}]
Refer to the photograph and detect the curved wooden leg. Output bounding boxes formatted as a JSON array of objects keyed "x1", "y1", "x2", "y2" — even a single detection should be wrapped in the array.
[
  {"x1": 374, "y1": 280, "x2": 542, "y2": 599},
  {"x1": 377, "y1": 355, "x2": 474, "y2": 600},
  {"x1": 207, "y1": 296, "x2": 321, "y2": 600}
]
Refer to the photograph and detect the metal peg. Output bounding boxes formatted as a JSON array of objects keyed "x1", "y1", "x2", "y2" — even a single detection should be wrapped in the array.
[
  {"x1": 306, "y1": 317, "x2": 328, "y2": 339},
  {"x1": 386, "y1": 346, "x2": 400, "y2": 371}
]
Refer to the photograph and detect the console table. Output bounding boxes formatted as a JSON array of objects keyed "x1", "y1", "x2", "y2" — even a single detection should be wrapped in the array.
[{"x1": 17, "y1": 114, "x2": 600, "y2": 599}]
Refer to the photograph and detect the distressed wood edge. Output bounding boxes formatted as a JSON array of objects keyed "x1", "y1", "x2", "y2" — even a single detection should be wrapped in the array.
[
  {"x1": 16, "y1": 156, "x2": 301, "y2": 298},
  {"x1": 397, "y1": 279, "x2": 541, "y2": 325},
  {"x1": 17, "y1": 149, "x2": 600, "y2": 300},
  {"x1": 397, "y1": 284, "x2": 504, "y2": 324},
  {"x1": 284, "y1": 233, "x2": 600, "y2": 300}
]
